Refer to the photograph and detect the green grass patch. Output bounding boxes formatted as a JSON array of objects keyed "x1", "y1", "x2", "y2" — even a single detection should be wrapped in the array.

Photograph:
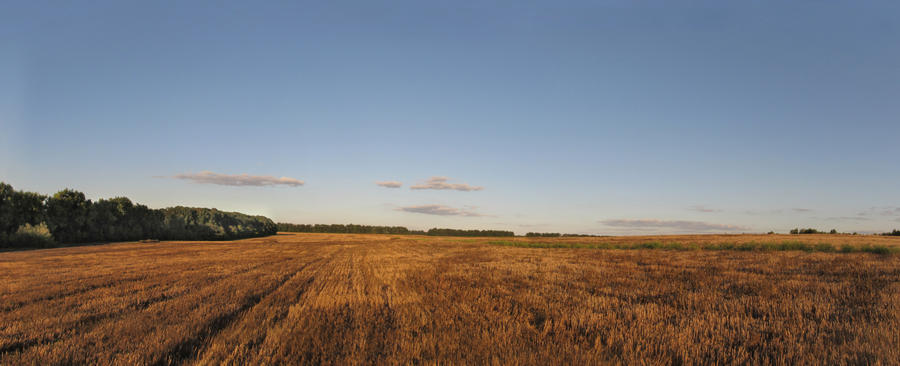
[
  {"x1": 859, "y1": 245, "x2": 896, "y2": 255},
  {"x1": 487, "y1": 240, "x2": 898, "y2": 254}
]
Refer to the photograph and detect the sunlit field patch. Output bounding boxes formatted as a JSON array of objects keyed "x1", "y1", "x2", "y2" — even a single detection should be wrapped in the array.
[{"x1": 2, "y1": 232, "x2": 899, "y2": 364}]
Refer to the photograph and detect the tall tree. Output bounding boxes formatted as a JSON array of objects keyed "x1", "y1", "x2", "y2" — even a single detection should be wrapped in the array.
[{"x1": 45, "y1": 189, "x2": 92, "y2": 243}]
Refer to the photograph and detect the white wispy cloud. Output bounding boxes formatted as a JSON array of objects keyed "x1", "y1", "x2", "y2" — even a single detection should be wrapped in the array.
[
  {"x1": 396, "y1": 204, "x2": 483, "y2": 217},
  {"x1": 517, "y1": 223, "x2": 549, "y2": 228},
  {"x1": 742, "y1": 208, "x2": 814, "y2": 215},
  {"x1": 743, "y1": 209, "x2": 784, "y2": 215},
  {"x1": 858, "y1": 206, "x2": 900, "y2": 217},
  {"x1": 599, "y1": 219, "x2": 748, "y2": 232},
  {"x1": 689, "y1": 205, "x2": 722, "y2": 213},
  {"x1": 375, "y1": 181, "x2": 403, "y2": 188},
  {"x1": 410, "y1": 177, "x2": 483, "y2": 191},
  {"x1": 173, "y1": 171, "x2": 304, "y2": 187},
  {"x1": 823, "y1": 216, "x2": 871, "y2": 221}
]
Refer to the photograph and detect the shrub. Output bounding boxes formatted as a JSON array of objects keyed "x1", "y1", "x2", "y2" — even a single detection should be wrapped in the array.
[
  {"x1": 815, "y1": 243, "x2": 835, "y2": 252},
  {"x1": 0, "y1": 182, "x2": 47, "y2": 240},
  {"x1": 7, "y1": 223, "x2": 55, "y2": 248},
  {"x1": 861, "y1": 245, "x2": 895, "y2": 255},
  {"x1": 636, "y1": 242, "x2": 662, "y2": 249},
  {"x1": 780, "y1": 241, "x2": 812, "y2": 251},
  {"x1": 732, "y1": 242, "x2": 750, "y2": 251}
]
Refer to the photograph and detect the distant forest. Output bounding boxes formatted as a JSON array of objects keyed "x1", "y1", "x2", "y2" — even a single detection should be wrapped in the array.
[
  {"x1": 277, "y1": 223, "x2": 515, "y2": 237},
  {"x1": 425, "y1": 228, "x2": 514, "y2": 237},
  {"x1": 1, "y1": 182, "x2": 276, "y2": 248},
  {"x1": 526, "y1": 232, "x2": 606, "y2": 237},
  {"x1": 277, "y1": 223, "x2": 418, "y2": 235},
  {"x1": 787, "y1": 228, "x2": 900, "y2": 236},
  {"x1": 6, "y1": 182, "x2": 898, "y2": 249}
]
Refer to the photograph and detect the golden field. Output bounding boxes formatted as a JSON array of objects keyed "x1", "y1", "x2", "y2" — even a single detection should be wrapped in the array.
[{"x1": 2, "y1": 232, "x2": 899, "y2": 365}]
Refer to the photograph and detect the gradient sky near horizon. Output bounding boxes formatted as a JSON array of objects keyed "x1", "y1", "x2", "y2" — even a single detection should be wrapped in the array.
[{"x1": 2, "y1": 1, "x2": 899, "y2": 234}]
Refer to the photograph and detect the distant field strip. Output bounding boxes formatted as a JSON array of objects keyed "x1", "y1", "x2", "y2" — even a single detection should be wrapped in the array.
[{"x1": 488, "y1": 240, "x2": 900, "y2": 254}]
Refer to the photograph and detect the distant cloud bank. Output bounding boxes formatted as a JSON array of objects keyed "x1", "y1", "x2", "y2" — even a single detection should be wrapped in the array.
[
  {"x1": 410, "y1": 177, "x2": 483, "y2": 191},
  {"x1": 600, "y1": 219, "x2": 747, "y2": 232},
  {"x1": 858, "y1": 206, "x2": 900, "y2": 217},
  {"x1": 397, "y1": 204, "x2": 483, "y2": 217},
  {"x1": 742, "y1": 208, "x2": 814, "y2": 215},
  {"x1": 824, "y1": 216, "x2": 871, "y2": 221},
  {"x1": 173, "y1": 171, "x2": 304, "y2": 187},
  {"x1": 689, "y1": 205, "x2": 722, "y2": 213},
  {"x1": 376, "y1": 181, "x2": 403, "y2": 188}
]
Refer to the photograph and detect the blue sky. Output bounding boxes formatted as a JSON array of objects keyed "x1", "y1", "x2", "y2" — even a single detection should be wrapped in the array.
[{"x1": 2, "y1": 1, "x2": 899, "y2": 234}]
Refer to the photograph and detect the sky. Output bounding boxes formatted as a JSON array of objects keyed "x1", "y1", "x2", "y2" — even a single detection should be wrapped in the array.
[{"x1": 2, "y1": 1, "x2": 899, "y2": 235}]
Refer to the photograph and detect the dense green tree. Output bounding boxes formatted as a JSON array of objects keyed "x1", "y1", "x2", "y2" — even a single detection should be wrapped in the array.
[
  {"x1": 0, "y1": 183, "x2": 12, "y2": 236},
  {"x1": 87, "y1": 197, "x2": 150, "y2": 242},
  {"x1": 161, "y1": 207, "x2": 275, "y2": 240},
  {"x1": 2, "y1": 182, "x2": 276, "y2": 248},
  {"x1": 0, "y1": 182, "x2": 46, "y2": 239},
  {"x1": 44, "y1": 189, "x2": 92, "y2": 244}
]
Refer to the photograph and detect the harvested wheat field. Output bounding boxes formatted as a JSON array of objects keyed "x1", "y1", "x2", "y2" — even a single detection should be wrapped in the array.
[{"x1": 2, "y1": 233, "x2": 900, "y2": 365}]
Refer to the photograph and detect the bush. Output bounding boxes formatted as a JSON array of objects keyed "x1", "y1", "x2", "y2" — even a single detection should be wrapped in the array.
[
  {"x1": 0, "y1": 182, "x2": 47, "y2": 240},
  {"x1": 6, "y1": 223, "x2": 55, "y2": 248},
  {"x1": 815, "y1": 243, "x2": 835, "y2": 252},
  {"x1": 779, "y1": 241, "x2": 809, "y2": 251},
  {"x1": 860, "y1": 245, "x2": 895, "y2": 255}
]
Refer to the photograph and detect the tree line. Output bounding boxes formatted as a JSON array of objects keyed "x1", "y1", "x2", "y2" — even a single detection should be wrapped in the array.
[
  {"x1": 789, "y1": 228, "x2": 843, "y2": 235},
  {"x1": 525, "y1": 232, "x2": 561, "y2": 237},
  {"x1": 277, "y1": 224, "x2": 514, "y2": 237},
  {"x1": 526, "y1": 232, "x2": 606, "y2": 237},
  {"x1": 787, "y1": 228, "x2": 900, "y2": 236},
  {"x1": 1, "y1": 182, "x2": 276, "y2": 248},
  {"x1": 277, "y1": 223, "x2": 418, "y2": 235},
  {"x1": 425, "y1": 228, "x2": 514, "y2": 237},
  {"x1": 525, "y1": 233, "x2": 563, "y2": 238}
]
